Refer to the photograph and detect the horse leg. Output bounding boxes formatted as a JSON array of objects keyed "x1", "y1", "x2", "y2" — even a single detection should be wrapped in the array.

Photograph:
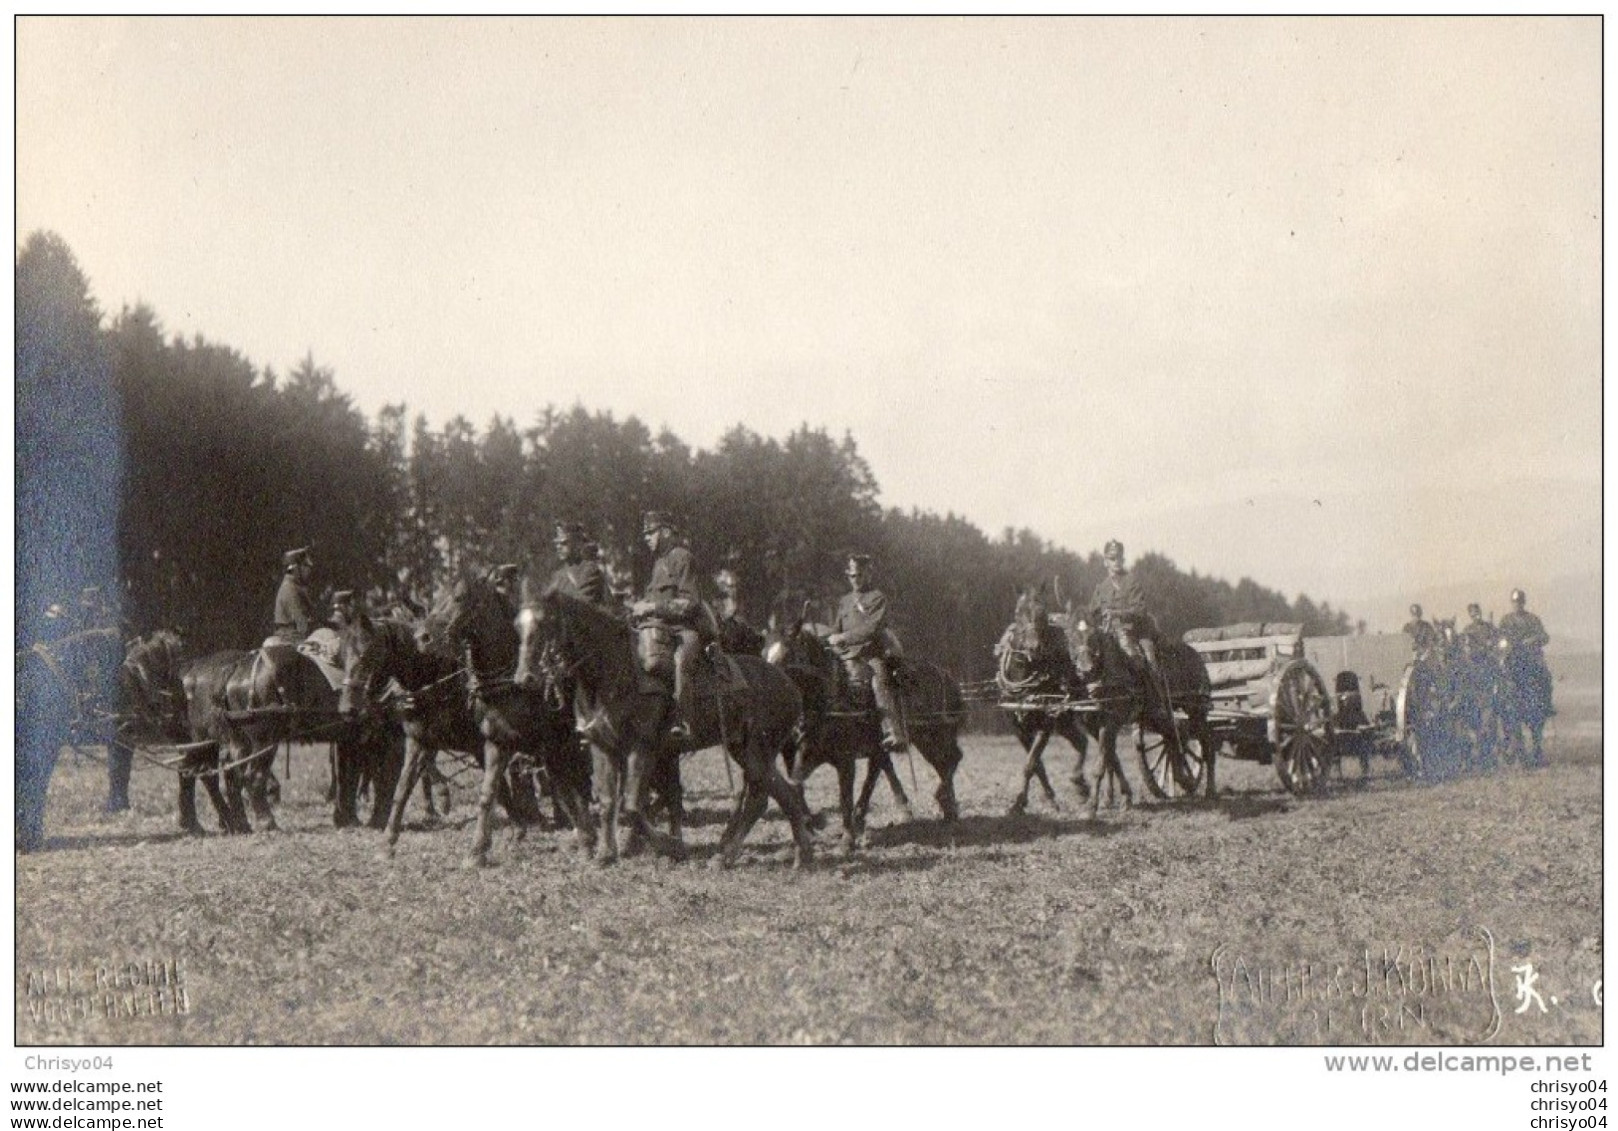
[
  {"x1": 332, "y1": 735, "x2": 360, "y2": 828},
  {"x1": 383, "y1": 736, "x2": 430, "y2": 856},
  {"x1": 758, "y1": 750, "x2": 816, "y2": 869},
  {"x1": 468, "y1": 738, "x2": 511, "y2": 868},
  {"x1": 917, "y1": 733, "x2": 963, "y2": 822},
  {"x1": 367, "y1": 728, "x2": 405, "y2": 830},
  {"x1": 878, "y1": 752, "x2": 915, "y2": 821},
  {"x1": 854, "y1": 751, "x2": 884, "y2": 827},
  {"x1": 789, "y1": 742, "x2": 825, "y2": 833},
  {"x1": 1064, "y1": 720, "x2": 1092, "y2": 802},
  {"x1": 105, "y1": 741, "x2": 133, "y2": 814},
  {"x1": 716, "y1": 780, "x2": 769, "y2": 868},
  {"x1": 246, "y1": 743, "x2": 279, "y2": 831},
  {"x1": 592, "y1": 744, "x2": 621, "y2": 867},
  {"x1": 836, "y1": 756, "x2": 860, "y2": 848}
]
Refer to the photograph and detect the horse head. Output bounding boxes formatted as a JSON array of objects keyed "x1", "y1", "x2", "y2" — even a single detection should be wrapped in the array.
[
  {"x1": 339, "y1": 609, "x2": 412, "y2": 714},
  {"x1": 119, "y1": 629, "x2": 189, "y2": 741}
]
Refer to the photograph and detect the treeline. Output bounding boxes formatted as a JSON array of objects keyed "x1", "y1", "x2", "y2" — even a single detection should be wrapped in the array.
[{"x1": 17, "y1": 232, "x2": 1353, "y2": 677}]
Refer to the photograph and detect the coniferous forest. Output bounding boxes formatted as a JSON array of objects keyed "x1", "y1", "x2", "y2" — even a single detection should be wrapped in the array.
[{"x1": 17, "y1": 231, "x2": 1353, "y2": 680}]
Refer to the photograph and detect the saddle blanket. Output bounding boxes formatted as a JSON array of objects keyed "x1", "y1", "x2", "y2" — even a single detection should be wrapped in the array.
[{"x1": 260, "y1": 628, "x2": 346, "y2": 692}]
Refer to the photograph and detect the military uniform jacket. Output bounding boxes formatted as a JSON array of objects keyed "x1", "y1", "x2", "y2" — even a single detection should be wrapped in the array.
[
  {"x1": 645, "y1": 545, "x2": 701, "y2": 625},
  {"x1": 1091, "y1": 572, "x2": 1148, "y2": 632},
  {"x1": 1499, "y1": 611, "x2": 1549, "y2": 652},
  {"x1": 549, "y1": 560, "x2": 607, "y2": 606},
  {"x1": 833, "y1": 587, "x2": 892, "y2": 660},
  {"x1": 1403, "y1": 619, "x2": 1438, "y2": 652},
  {"x1": 273, "y1": 575, "x2": 316, "y2": 640},
  {"x1": 1461, "y1": 619, "x2": 1497, "y2": 649}
]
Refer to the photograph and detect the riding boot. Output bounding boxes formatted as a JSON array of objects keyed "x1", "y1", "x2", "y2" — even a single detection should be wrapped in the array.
[
  {"x1": 870, "y1": 658, "x2": 909, "y2": 752},
  {"x1": 668, "y1": 630, "x2": 699, "y2": 741}
]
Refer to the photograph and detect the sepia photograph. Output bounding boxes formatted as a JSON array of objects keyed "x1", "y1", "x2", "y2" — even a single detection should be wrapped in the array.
[{"x1": 11, "y1": 13, "x2": 1605, "y2": 1121}]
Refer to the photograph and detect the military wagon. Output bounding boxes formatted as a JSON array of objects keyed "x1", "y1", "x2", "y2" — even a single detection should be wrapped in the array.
[{"x1": 1184, "y1": 622, "x2": 1420, "y2": 795}]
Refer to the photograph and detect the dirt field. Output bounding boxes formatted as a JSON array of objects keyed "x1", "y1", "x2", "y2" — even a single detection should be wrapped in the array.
[{"x1": 16, "y1": 655, "x2": 1601, "y2": 1046}]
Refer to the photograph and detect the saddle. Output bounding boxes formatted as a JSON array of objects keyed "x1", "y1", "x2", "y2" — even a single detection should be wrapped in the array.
[
  {"x1": 259, "y1": 628, "x2": 345, "y2": 693},
  {"x1": 631, "y1": 622, "x2": 747, "y2": 698}
]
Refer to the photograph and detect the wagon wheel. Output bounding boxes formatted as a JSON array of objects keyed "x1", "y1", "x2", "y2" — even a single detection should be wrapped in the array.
[
  {"x1": 1269, "y1": 661, "x2": 1333, "y2": 796},
  {"x1": 1394, "y1": 660, "x2": 1439, "y2": 778},
  {"x1": 1137, "y1": 716, "x2": 1207, "y2": 800}
]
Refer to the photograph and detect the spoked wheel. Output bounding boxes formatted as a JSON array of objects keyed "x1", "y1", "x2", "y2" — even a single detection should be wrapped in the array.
[
  {"x1": 1270, "y1": 661, "x2": 1333, "y2": 796},
  {"x1": 1138, "y1": 716, "x2": 1208, "y2": 800}
]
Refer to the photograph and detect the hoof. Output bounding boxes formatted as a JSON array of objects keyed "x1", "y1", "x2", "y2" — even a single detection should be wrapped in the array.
[
  {"x1": 462, "y1": 853, "x2": 489, "y2": 870},
  {"x1": 1007, "y1": 798, "x2": 1026, "y2": 817},
  {"x1": 896, "y1": 803, "x2": 916, "y2": 823},
  {"x1": 793, "y1": 845, "x2": 814, "y2": 870},
  {"x1": 594, "y1": 852, "x2": 618, "y2": 868},
  {"x1": 708, "y1": 853, "x2": 732, "y2": 872}
]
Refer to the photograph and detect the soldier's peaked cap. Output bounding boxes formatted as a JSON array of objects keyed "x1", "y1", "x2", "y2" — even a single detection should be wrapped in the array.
[
  {"x1": 845, "y1": 553, "x2": 872, "y2": 574},
  {"x1": 553, "y1": 520, "x2": 586, "y2": 541},
  {"x1": 331, "y1": 590, "x2": 356, "y2": 606},
  {"x1": 491, "y1": 563, "x2": 520, "y2": 580},
  {"x1": 1511, "y1": 588, "x2": 1527, "y2": 603},
  {"x1": 283, "y1": 547, "x2": 312, "y2": 569},
  {"x1": 1103, "y1": 539, "x2": 1125, "y2": 560},
  {"x1": 642, "y1": 511, "x2": 675, "y2": 534}
]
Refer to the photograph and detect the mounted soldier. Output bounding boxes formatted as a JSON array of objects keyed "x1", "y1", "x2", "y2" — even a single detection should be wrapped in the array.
[
  {"x1": 827, "y1": 553, "x2": 910, "y2": 754},
  {"x1": 1460, "y1": 603, "x2": 1497, "y2": 654},
  {"x1": 632, "y1": 511, "x2": 705, "y2": 742},
  {"x1": 1089, "y1": 540, "x2": 1161, "y2": 679},
  {"x1": 1402, "y1": 603, "x2": 1440, "y2": 655},
  {"x1": 549, "y1": 521, "x2": 608, "y2": 606},
  {"x1": 272, "y1": 547, "x2": 318, "y2": 645},
  {"x1": 1498, "y1": 587, "x2": 1553, "y2": 716},
  {"x1": 485, "y1": 563, "x2": 521, "y2": 617}
]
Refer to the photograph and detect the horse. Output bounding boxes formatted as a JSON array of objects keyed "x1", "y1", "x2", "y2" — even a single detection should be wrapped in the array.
[
  {"x1": 106, "y1": 629, "x2": 194, "y2": 813},
  {"x1": 1497, "y1": 637, "x2": 1553, "y2": 768},
  {"x1": 15, "y1": 623, "x2": 122, "y2": 852},
  {"x1": 1065, "y1": 616, "x2": 1214, "y2": 815},
  {"x1": 434, "y1": 576, "x2": 597, "y2": 867},
  {"x1": 764, "y1": 608, "x2": 965, "y2": 846},
  {"x1": 339, "y1": 605, "x2": 555, "y2": 857},
  {"x1": 994, "y1": 586, "x2": 1095, "y2": 815},
  {"x1": 516, "y1": 586, "x2": 817, "y2": 868}
]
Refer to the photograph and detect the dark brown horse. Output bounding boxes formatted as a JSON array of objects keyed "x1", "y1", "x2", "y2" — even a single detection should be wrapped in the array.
[
  {"x1": 340, "y1": 607, "x2": 555, "y2": 857},
  {"x1": 107, "y1": 629, "x2": 194, "y2": 814},
  {"x1": 516, "y1": 586, "x2": 817, "y2": 868},
  {"x1": 433, "y1": 577, "x2": 596, "y2": 867},
  {"x1": 178, "y1": 650, "x2": 257, "y2": 834},
  {"x1": 764, "y1": 609, "x2": 965, "y2": 846},
  {"x1": 1066, "y1": 616, "x2": 1214, "y2": 814},
  {"x1": 1497, "y1": 637, "x2": 1553, "y2": 768},
  {"x1": 995, "y1": 586, "x2": 1094, "y2": 814}
]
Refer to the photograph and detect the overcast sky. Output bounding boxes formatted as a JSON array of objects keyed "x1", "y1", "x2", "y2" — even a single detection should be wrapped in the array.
[{"x1": 16, "y1": 17, "x2": 1602, "y2": 615}]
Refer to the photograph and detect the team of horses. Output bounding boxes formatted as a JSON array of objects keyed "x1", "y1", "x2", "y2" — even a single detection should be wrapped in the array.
[
  {"x1": 16, "y1": 578, "x2": 1555, "y2": 859},
  {"x1": 1403, "y1": 618, "x2": 1555, "y2": 777}
]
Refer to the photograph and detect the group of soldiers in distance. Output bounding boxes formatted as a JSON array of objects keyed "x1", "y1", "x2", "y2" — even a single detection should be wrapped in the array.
[
  {"x1": 1403, "y1": 591, "x2": 1553, "y2": 689},
  {"x1": 269, "y1": 511, "x2": 924, "y2": 755}
]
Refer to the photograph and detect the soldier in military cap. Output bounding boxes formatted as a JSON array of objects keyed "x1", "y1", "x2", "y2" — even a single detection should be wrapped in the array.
[
  {"x1": 273, "y1": 547, "x2": 318, "y2": 644},
  {"x1": 827, "y1": 553, "x2": 909, "y2": 753},
  {"x1": 330, "y1": 589, "x2": 360, "y2": 631},
  {"x1": 548, "y1": 521, "x2": 608, "y2": 606},
  {"x1": 1460, "y1": 602, "x2": 1497, "y2": 653},
  {"x1": 633, "y1": 511, "x2": 703, "y2": 741},
  {"x1": 485, "y1": 563, "x2": 522, "y2": 619},
  {"x1": 1499, "y1": 589, "x2": 1550, "y2": 654},
  {"x1": 1089, "y1": 540, "x2": 1160, "y2": 675},
  {"x1": 1403, "y1": 603, "x2": 1438, "y2": 654}
]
